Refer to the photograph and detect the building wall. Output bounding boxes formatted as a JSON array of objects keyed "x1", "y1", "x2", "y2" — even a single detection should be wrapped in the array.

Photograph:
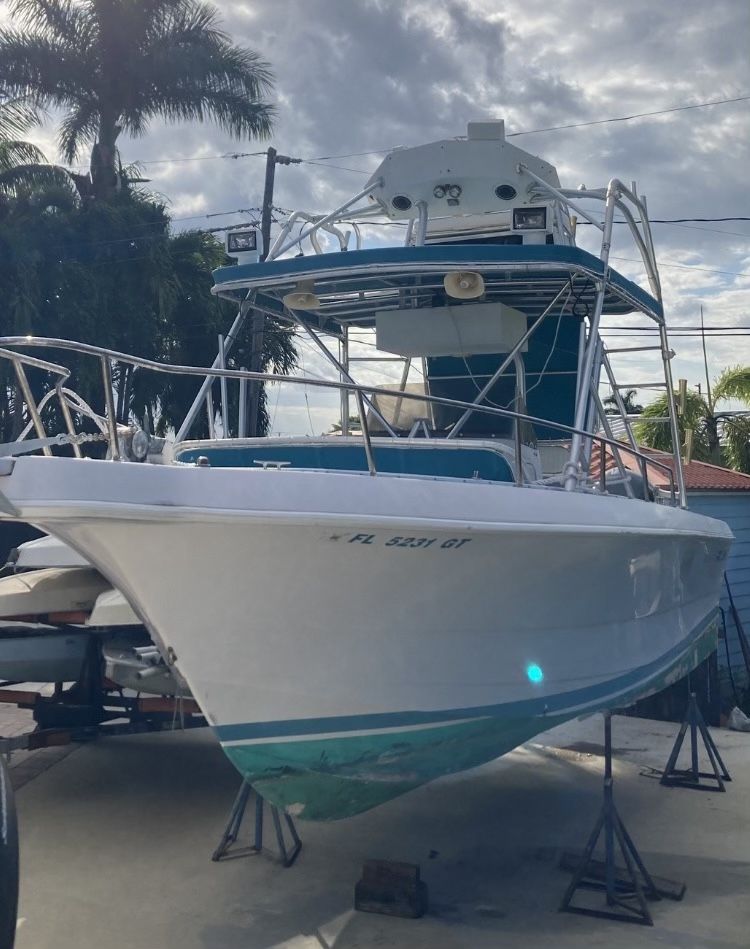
[{"x1": 688, "y1": 492, "x2": 750, "y2": 696}]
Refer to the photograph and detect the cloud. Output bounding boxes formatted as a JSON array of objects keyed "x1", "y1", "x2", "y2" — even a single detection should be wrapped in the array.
[{"x1": 3, "y1": 0, "x2": 750, "y2": 424}]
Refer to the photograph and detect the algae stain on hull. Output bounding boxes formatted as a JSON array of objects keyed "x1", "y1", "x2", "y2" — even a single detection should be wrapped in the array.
[{"x1": 224, "y1": 714, "x2": 567, "y2": 820}]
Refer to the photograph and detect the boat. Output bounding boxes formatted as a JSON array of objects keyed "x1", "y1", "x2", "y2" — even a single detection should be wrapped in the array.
[
  {"x1": 0, "y1": 566, "x2": 111, "y2": 624},
  {"x1": 0, "y1": 621, "x2": 90, "y2": 682},
  {"x1": 0, "y1": 536, "x2": 185, "y2": 694},
  {"x1": 0, "y1": 554, "x2": 105, "y2": 681},
  {"x1": 9, "y1": 534, "x2": 141, "y2": 628},
  {"x1": 0, "y1": 120, "x2": 732, "y2": 819}
]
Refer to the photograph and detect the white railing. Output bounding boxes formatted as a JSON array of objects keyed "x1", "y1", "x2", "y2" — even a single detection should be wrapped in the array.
[{"x1": 0, "y1": 337, "x2": 677, "y2": 502}]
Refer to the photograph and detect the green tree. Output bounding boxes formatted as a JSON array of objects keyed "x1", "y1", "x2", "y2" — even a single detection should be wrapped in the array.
[
  {"x1": 0, "y1": 191, "x2": 296, "y2": 441},
  {"x1": 634, "y1": 390, "x2": 712, "y2": 461},
  {"x1": 634, "y1": 367, "x2": 750, "y2": 473},
  {"x1": 712, "y1": 367, "x2": 750, "y2": 474},
  {"x1": 0, "y1": 0, "x2": 274, "y2": 199}
]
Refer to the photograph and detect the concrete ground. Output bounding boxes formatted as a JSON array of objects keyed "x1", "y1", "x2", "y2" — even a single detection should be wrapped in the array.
[{"x1": 7, "y1": 710, "x2": 750, "y2": 948}]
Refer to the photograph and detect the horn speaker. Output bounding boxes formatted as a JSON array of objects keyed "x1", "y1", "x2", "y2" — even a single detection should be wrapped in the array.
[
  {"x1": 282, "y1": 280, "x2": 321, "y2": 310},
  {"x1": 443, "y1": 271, "x2": 485, "y2": 300}
]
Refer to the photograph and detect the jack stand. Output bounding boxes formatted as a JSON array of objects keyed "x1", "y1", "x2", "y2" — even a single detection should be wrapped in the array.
[
  {"x1": 661, "y1": 692, "x2": 731, "y2": 792},
  {"x1": 212, "y1": 780, "x2": 301, "y2": 868},
  {"x1": 560, "y1": 712, "x2": 671, "y2": 926}
]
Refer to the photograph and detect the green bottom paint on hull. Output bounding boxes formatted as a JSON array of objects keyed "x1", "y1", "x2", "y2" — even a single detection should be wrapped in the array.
[
  {"x1": 225, "y1": 713, "x2": 568, "y2": 821},
  {"x1": 222, "y1": 619, "x2": 718, "y2": 821}
]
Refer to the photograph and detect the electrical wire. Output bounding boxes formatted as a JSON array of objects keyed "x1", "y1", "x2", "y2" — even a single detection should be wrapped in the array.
[
  {"x1": 296, "y1": 348, "x2": 318, "y2": 435},
  {"x1": 300, "y1": 159, "x2": 372, "y2": 175},
  {"x1": 577, "y1": 219, "x2": 750, "y2": 238},
  {"x1": 138, "y1": 150, "x2": 267, "y2": 166},
  {"x1": 505, "y1": 94, "x2": 750, "y2": 137},
  {"x1": 524, "y1": 281, "x2": 582, "y2": 400},
  {"x1": 610, "y1": 256, "x2": 750, "y2": 278},
  {"x1": 269, "y1": 374, "x2": 282, "y2": 433},
  {"x1": 110, "y1": 93, "x2": 750, "y2": 169},
  {"x1": 603, "y1": 324, "x2": 750, "y2": 331}
]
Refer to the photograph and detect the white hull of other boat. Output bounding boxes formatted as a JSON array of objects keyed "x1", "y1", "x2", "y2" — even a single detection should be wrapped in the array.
[
  {"x1": 0, "y1": 566, "x2": 111, "y2": 622},
  {"x1": 0, "y1": 623, "x2": 89, "y2": 682},
  {"x1": 0, "y1": 455, "x2": 731, "y2": 819}
]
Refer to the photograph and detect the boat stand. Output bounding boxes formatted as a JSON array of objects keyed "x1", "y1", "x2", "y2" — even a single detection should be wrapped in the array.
[
  {"x1": 212, "y1": 779, "x2": 301, "y2": 868},
  {"x1": 661, "y1": 692, "x2": 731, "y2": 792},
  {"x1": 560, "y1": 712, "x2": 679, "y2": 926}
]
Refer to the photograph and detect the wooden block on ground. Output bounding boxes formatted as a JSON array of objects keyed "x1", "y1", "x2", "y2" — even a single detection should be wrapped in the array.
[{"x1": 355, "y1": 859, "x2": 428, "y2": 918}]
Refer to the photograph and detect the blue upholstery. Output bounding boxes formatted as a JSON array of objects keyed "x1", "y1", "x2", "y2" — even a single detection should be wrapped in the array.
[{"x1": 176, "y1": 442, "x2": 515, "y2": 482}]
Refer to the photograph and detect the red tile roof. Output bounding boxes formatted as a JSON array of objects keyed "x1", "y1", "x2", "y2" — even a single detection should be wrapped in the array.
[
  {"x1": 591, "y1": 443, "x2": 750, "y2": 492},
  {"x1": 642, "y1": 451, "x2": 750, "y2": 492}
]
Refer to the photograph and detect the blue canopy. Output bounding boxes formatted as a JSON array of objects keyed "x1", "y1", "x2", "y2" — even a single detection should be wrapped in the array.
[{"x1": 211, "y1": 243, "x2": 663, "y2": 329}]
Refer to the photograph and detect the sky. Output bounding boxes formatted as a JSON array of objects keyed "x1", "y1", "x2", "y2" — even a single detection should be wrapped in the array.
[{"x1": 3, "y1": 0, "x2": 750, "y2": 434}]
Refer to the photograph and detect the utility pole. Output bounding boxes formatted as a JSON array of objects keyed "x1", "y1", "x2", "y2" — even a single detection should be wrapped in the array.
[{"x1": 248, "y1": 147, "x2": 301, "y2": 436}]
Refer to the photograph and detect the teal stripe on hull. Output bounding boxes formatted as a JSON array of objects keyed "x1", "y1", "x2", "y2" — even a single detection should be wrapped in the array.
[
  {"x1": 222, "y1": 615, "x2": 718, "y2": 821},
  {"x1": 214, "y1": 610, "x2": 719, "y2": 744}
]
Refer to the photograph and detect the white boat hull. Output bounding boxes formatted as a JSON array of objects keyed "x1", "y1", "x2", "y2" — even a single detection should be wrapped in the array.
[{"x1": 0, "y1": 457, "x2": 732, "y2": 818}]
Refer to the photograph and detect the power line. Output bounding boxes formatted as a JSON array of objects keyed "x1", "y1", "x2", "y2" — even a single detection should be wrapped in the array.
[
  {"x1": 652, "y1": 217, "x2": 750, "y2": 223},
  {"x1": 505, "y1": 94, "x2": 750, "y2": 137},
  {"x1": 341, "y1": 216, "x2": 750, "y2": 237},
  {"x1": 304, "y1": 94, "x2": 750, "y2": 158},
  {"x1": 580, "y1": 215, "x2": 750, "y2": 226},
  {"x1": 650, "y1": 222, "x2": 750, "y2": 238},
  {"x1": 138, "y1": 150, "x2": 267, "y2": 166},
  {"x1": 301, "y1": 159, "x2": 372, "y2": 174},
  {"x1": 610, "y1": 256, "x2": 749, "y2": 278},
  {"x1": 603, "y1": 332, "x2": 750, "y2": 339},
  {"x1": 602, "y1": 326, "x2": 750, "y2": 332},
  {"x1": 115, "y1": 93, "x2": 749, "y2": 169}
]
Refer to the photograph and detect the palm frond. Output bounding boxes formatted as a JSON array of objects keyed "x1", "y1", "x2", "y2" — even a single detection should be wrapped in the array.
[
  {"x1": 145, "y1": 23, "x2": 274, "y2": 98},
  {"x1": 0, "y1": 31, "x2": 94, "y2": 106},
  {"x1": 10, "y1": 0, "x2": 94, "y2": 46},
  {"x1": 713, "y1": 366, "x2": 750, "y2": 406},
  {"x1": 0, "y1": 138, "x2": 48, "y2": 170},
  {"x1": 634, "y1": 390, "x2": 712, "y2": 459},
  {"x1": 57, "y1": 98, "x2": 100, "y2": 162},
  {"x1": 0, "y1": 161, "x2": 76, "y2": 196},
  {"x1": 721, "y1": 416, "x2": 750, "y2": 473},
  {"x1": 121, "y1": 84, "x2": 274, "y2": 140},
  {"x1": 0, "y1": 94, "x2": 42, "y2": 138}
]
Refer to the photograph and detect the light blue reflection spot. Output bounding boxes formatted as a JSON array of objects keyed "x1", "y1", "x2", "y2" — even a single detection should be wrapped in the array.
[{"x1": 526, "y1": 663, "x2": 544, "y2": 684}]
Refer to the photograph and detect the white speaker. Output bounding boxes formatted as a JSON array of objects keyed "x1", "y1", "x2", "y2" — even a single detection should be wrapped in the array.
[
  {"x1": 282, "y1": 281, "x2": 321, "y2": 310},
  {"x1": 443, "y1": 271, "x2": 485, "y2": 300}
]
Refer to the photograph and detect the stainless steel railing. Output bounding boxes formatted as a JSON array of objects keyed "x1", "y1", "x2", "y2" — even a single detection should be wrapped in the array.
[{"x1": 0, "y1": 336, "x2": 677, "y2": 502}]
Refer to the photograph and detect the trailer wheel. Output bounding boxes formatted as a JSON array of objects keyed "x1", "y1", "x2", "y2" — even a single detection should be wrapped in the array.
[{"x1": 0, "y1": 755, "x2": 18, "y2": 949}]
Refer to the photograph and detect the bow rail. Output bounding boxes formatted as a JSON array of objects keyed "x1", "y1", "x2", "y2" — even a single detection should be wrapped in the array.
[{"x1": 0, "y1": 336, "x2": 677, "y2": 503}]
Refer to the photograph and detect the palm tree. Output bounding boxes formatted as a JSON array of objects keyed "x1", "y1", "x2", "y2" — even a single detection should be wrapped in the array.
[
  {"x1": 634, "y1": 389, "x2": 713, "y2": 461},
  {"x1": 603, "y1": 388, "x2": 643, "y2": 415},
  {"x1": 0, "y1": 0, "x2": 275, "y2": 199},
  {"x1": 634, "y1": 367, "x2": 750, "y2": 473},
  {"x1": 712, "y1": 367, "x2": 750, "y2": 473}
]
